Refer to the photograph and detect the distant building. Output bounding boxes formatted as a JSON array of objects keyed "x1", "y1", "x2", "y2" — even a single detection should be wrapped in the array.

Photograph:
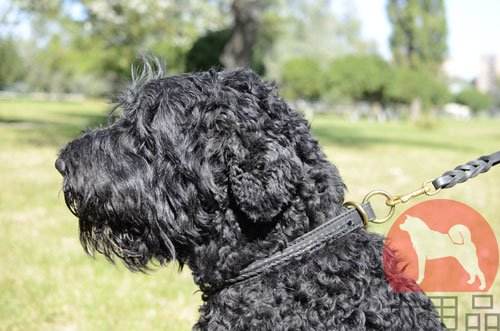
[{"x1": 476, "y1": 55, "x2": 500, "y2": 94}]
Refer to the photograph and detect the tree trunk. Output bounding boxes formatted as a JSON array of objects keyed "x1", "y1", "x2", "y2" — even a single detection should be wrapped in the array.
[
  {"x1": 410, "y1": 98, "x2": 422, "y2": 121},
  {"x1": 220, "y1": 0, "x2": 263, "y2": 68}
]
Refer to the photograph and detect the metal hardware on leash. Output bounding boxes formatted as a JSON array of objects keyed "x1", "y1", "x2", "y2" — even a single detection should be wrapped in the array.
[
  {"x1": 386, "y1": 179, "x2": 441, "y2": 206},
  {"x1": 343, "y1": 201, "x2": 369, "y2": 225},
  {"x1": 360, "y1": 180, "x2": 441, "y2": 224},
  {"x1": 351, "y1": 150, "x2": 500, "y2": 225}
]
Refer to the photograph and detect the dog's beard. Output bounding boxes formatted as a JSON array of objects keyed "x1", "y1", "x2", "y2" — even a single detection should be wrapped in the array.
[{"x1": 62, "y1": 178, "x2": 176, "y2": 272}]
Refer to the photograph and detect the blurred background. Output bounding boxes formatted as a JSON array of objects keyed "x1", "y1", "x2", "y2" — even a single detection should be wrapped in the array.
[{"x1": 1, "y1": 0, "x2": 500, "y2": 330}]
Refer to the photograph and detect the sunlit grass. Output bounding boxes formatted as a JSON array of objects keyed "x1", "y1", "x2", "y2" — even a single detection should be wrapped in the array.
[{"x1": 1, "y1": 99, "x2": 499, "y2": 330}]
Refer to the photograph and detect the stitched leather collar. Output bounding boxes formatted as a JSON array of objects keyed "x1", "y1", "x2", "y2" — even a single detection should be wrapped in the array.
[{"x1": 224, "y1": 202, "x2": 376, "y2": 288}]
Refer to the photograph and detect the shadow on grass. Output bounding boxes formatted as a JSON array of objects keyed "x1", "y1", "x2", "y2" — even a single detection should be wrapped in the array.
[
  {"x1": 56, "y1": 111, "x2": 111, "y2": 129},
  {"x1": 0, "y1": 118, "x2": 60, "y2": 127},
  {"x1": 0, "y1": 112, "x2": 108, "y2": 148},
  {"x1": 311, "y1": 125, "x2": 479, "y2": 153},
  {"x1": 1, "y1": 105, "x2": 488, "y2": 153}
]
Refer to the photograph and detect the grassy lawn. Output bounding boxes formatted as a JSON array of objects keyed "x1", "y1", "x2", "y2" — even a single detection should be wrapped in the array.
[{"x1": 1, "y1": 99, "x2": 499, "y2": 330}]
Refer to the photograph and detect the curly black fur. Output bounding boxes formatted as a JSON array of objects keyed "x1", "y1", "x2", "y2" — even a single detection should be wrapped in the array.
[{"x1": 56, "y1": 57, "x2": 445, "y2": 330}]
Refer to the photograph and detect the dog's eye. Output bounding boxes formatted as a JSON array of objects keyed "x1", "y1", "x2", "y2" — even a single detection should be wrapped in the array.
[{"x1": 255, "y1": 162, "x2": 265, "y2": 171}]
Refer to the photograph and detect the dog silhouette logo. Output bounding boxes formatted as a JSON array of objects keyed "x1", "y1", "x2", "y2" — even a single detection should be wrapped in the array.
[
  {"x1": 399, "y1": 215, "x2": 486, "y2": 290},
  {"x1": 384, "y1": 199, "x2": 498, "y2": 292}
]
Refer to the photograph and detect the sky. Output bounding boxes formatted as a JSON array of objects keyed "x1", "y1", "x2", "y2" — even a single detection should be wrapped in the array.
[{"x1": 347, "y1": 0, "x2": 500, "y2": 80}]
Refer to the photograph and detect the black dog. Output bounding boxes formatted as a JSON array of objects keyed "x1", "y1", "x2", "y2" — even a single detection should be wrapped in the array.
[{"x1": 56, "y1": 58, "x2": 444, "y2": 330}]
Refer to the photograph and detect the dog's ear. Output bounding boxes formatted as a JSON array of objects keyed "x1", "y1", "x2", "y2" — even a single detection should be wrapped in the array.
[
  {"x1": 214, "y1": 68, "x2": 345, "y2": 225},
  {"x1": 226, "y1": 115, "x2": 345, "y2": 225},
  {"x1": 208, "y1": 69, "x2": 297, "y2": 222},
  {"x1": 228, "y1": 137, "x2": 300, "y2": 223}
]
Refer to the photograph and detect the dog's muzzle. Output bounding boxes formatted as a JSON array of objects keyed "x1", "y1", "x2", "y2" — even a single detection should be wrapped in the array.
[{"x1": 55, "y1": 158, "x2": 66, "y2": 175}]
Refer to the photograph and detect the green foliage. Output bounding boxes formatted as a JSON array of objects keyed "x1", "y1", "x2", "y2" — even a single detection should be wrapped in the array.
[
  {"x1": 387, "y1": 0, "x2": 448, "y2": 73},
  {"x1": 7, "y1": 0, "x2": 233, "y2": 92},
  {"x1": 150, "y1": 41, "x2": 186, "y2": 73},
  {"x1": 185, "y1": 29, "x2": 232, "y2": 72},
  {"x1": 3, "y1": 0, "x2": 451, "y2": 108},
  {"x1": 281, "y1": 57, "x2": 323, "y2": 100},
  {"x1": 185, "y1": 28, "x2": 266, "y2": 74},
  {"x1": 280, "y1": 54, "x2": 450, "y2": 109},
  {"x1": 456, "y1": 88, "x2": 492, "y2": 112},
  {"x1": 325, "y1": 55, "x2": 392, "y2": 103},
  {"x1": 23, "y1": 36, "x2": 76, "y2": 93},
  {"x1": 0, "y1": 36, "x2": 24, "y2": 89},
  {"x1": 386, "y1": 67, "x2": 450, "y2": 108}
]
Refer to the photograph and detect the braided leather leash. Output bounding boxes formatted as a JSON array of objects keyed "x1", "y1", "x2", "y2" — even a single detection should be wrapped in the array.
[
  {"x1": 432, "y1": 151, "x2": 500, "y2": 189},
  {"x1": 222, "y1": 150, "x2": 500, "y2": 289}
]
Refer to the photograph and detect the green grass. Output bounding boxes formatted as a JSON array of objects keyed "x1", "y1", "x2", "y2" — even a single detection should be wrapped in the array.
[{"x1": 1, "y1": 99, "x2": 499, "y2": 330}]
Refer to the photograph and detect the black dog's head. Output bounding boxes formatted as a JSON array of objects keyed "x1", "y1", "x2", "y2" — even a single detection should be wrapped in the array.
[{"x1": 56, "y1": 58, "x2": 345, "y2": 289}]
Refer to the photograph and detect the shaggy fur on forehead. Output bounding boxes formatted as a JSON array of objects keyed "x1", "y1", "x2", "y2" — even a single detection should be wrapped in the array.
[{"x1": 57, "y1": 57, "x2": 445, "y2": 330}]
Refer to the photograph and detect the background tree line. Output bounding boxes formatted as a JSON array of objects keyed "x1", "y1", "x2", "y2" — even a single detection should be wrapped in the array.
[{"x1": 0, "y1": 0, "x2": 493, "y2": 114}]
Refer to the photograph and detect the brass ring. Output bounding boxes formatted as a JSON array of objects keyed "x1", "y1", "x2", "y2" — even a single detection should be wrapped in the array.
[
  {"x1": 343, "y1": 201, "x2": 369, "y2": 226},
  {"x1": 362, "y1": 190, "x2": 395, "y2": 224}
]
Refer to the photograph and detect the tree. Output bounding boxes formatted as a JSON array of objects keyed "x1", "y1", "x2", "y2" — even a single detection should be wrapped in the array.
[
  {"x1": 325, "y1": 55, "x2": 393, "y2": 104},
  {"x1": 185, "y1": 28, "x2": 266, "y2": 74},
  {"x1": 185, "y1": 29, "x2": 232, "y2": 72},
  {"x1": 387, "y1": 0, "x2": 448, "y2": 73},
  {"x1": 281, "y1": 57, "x2": 323, "y2": 100},
  {"x1": 6, "y1": 0, "x2": 233, "y2": 90},
  {"x1": 220, "y1": 0, "x2": 266, "y2": 68},
  {"x1": 0, "y1": 36, "x2": 24, "y2": 89},
  {"x1": 456, "y1": 88, "x2": 492, "y2": 112},
  {"x1": 5, "y1": 0, "x2": 374, "y2": 96},
  {"x1": 386, "y1": 67, "x2": 450, "y2": 108}
]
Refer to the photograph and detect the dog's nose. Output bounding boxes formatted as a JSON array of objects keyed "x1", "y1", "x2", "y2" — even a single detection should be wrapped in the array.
[{"x1": 55, "y1": 158, "x2": 66, "y2": 175}]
